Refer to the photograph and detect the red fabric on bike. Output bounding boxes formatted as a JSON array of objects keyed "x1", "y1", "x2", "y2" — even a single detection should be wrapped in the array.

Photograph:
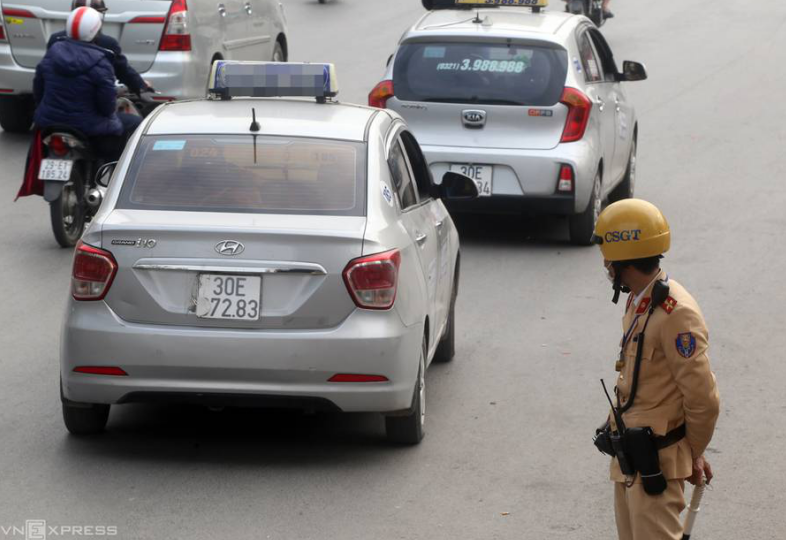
[{"x1": 16, "y1": 129, "x2": 44, "y2": 200}]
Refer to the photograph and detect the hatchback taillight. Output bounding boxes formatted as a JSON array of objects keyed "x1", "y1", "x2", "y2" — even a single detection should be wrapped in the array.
[
  {"x1": 343, "y1": 249, "x2": 401, "y2": 310},
  {"x1": 560, "y1": 87, "x2": 592, "y2": 143},
  {"x1": 159, "y1": 0, "x2": 191, "y2": 51},
  {"x1": 368, "y1": 80, "x2": 394, "y2": 109},
  {"x1": 72, "y1": 241, "x2": 118, "y2": 301}
]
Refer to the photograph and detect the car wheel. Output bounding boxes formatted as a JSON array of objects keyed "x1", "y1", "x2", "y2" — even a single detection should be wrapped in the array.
[
  {"x1": 608, "y1": 139, "x2": 636, "y2": 203},
  {"x1": 569, "y1": 170, "x2": 601, "y2": 246},
  {"x1": 272, "y1": 41, "x2": 285, "y2": 62},
  {"x1": 433, "y1": 268, "x2": 458, "y2": 363},
  {"x1": 0, "y1": 96, "x2": 34, "y2": 133},
  {"x1": 385, "y1": 338, "x2": 426, "y2": 445}
]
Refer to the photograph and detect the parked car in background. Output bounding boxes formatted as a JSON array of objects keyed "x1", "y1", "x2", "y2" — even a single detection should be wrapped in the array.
[{"x1": 0, "y1": 0, "x2": 289, "y2": 132}]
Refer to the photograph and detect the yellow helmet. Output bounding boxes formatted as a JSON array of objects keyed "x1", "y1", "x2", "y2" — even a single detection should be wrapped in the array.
[{"x1": 592, "y1": 199, "x2": 670, "y2": 261}]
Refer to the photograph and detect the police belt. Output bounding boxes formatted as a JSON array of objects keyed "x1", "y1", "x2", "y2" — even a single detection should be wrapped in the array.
[{"x1": 653, "y1": 424, "x2": 686, "y2": 450}]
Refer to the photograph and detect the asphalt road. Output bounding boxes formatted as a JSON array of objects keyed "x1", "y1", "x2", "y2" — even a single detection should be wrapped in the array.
[{"x1": 2, "y1": 0, "x2": 786, "y2": 538}]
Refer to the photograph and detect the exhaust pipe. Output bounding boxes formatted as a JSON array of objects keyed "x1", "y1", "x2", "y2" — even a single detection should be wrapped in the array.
[{"x1": 86, "y1": 189, "x2": 103, "y2": 209}]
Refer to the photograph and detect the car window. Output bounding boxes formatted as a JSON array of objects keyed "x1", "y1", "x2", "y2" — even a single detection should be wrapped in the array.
[
  {"x1": 388, "y1": 139, "x2": 419, "y2": 210},
  {"x1": 393, "y1": 41, "x2": 568, "y2": 106},
  {"x1": 588, "y1": 29, "x2": 618, "y2": 82},
  {"x1": 577, "y1": 32, "x2": 602, "y2": 83},
  {"x1": 399, "y1": 131, "x2": 432, "y2": 202},
  {"x1": 117, "y1": 135, "x2": 366, "y2": 216}
]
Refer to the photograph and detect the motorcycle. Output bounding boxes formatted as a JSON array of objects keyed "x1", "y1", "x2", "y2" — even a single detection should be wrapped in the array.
[
  {"x1": 39, "y1": 88, "x2": 157, "y2": 247},
  {"x1": 565, "y1": 0, "x2": 606, "y2": 27}
]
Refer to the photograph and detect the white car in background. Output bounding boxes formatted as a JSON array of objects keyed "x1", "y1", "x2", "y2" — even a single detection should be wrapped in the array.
[{"x1": 0, "y1": 0, "x2": 288, "y2": 132}]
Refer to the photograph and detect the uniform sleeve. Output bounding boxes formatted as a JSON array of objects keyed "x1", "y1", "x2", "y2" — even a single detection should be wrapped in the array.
[
  {"x1": 92, "y1": 60, "x2": 119, "y2": 118},
  {"x1": 660, "y1": 305, "x2": 720, "y2": 458},
  {"x1": 103, "y1": 36, "x2": 146, "y2": 93}
]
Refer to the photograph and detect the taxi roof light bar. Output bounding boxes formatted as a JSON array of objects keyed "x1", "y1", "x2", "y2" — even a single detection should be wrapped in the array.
[{"x1": 208, "y1": 61, "x2": 339, "y2": 103}]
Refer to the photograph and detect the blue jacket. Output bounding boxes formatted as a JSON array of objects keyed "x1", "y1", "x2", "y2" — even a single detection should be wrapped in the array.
[
  {"x1": 48, "y1": 31, "x2": 146, "y2": 94},
  {"x1": 33, "y1": 39, "x2": 122, "y2": 137}
]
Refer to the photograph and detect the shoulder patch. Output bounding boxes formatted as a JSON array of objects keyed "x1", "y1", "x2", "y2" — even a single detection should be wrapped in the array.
[
  {"x1": 675, "y1": 332, "x2": 697, "y2": 358},
  {"x1": 660, "y1": 296, "x2": 678, "y2": 314}
]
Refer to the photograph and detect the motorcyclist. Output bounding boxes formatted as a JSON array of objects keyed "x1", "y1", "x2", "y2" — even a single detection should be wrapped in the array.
[
  {"x1": 33, "y1": 6, "x2": 142, "y2": 161},
  {"x1": 47, "y1": 0, "x2": 154, "y2": 95}
]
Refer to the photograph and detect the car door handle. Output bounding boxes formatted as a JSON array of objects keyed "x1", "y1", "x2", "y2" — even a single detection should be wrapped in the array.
[
  {"x1": 244, "y1": 2, "x2": 252, "y2": 14},
  {"x1": 415, "y1": 232, "x2": 428, "y2": 246},
  {"x1": 217, "y1": 3, "x2": 226, "y2": 16}
]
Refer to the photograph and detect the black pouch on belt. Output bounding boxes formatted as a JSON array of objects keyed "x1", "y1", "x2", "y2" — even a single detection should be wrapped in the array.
[
  {"x1": 593, "y1": 420, "x2": 614, "y2": 456},
  {"x1": 625, "y1": 427, "x2": 668, "y2": 495}
]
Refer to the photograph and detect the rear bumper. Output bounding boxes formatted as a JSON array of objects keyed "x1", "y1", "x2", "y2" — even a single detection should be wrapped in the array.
[
  {"x1": 422, "y1": 140, "x2": 598, "y2": 215},
  {"x1": 61, "y1": 300, "x2": 423, "y2": 413}
]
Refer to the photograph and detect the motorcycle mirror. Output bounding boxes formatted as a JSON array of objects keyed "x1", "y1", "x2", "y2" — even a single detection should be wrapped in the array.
[
  {"x1": 95, "y1": 161, "x2": 118, "y2": 188},
  {"x1": 621, "y1": 61, "x2": 648, "y2": 82}
]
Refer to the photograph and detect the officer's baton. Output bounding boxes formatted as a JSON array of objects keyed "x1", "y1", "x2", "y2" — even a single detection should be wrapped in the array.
[{"x1": 681, "y1": 477, "x2": 707, "y2": 540}]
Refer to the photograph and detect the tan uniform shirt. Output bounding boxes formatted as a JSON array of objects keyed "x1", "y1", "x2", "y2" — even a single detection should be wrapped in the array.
[{"x1": 610, "y1": 270, "x2": 720, "y2": 482}]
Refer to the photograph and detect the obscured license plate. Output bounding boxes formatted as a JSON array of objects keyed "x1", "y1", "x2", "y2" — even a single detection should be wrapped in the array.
[
  {"x1": 38, "y1": 159, "x2": 73, "y2": 181},
  {"x1": 450, "y1": 164, "x2": 492, "y2": 197},
  {"x1": 196, "y1": 274, "x2": 261, "y2": 320}
]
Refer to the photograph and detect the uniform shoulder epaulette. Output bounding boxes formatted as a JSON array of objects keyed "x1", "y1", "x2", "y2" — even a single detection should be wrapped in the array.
[{"x1": 660, "y1": 296, "x2": 678, "y2": 314}]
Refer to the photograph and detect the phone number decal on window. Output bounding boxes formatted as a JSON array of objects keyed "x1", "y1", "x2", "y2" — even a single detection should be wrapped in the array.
[{"x1": 435, "y1": 59, "x2": 527, "y2": 73}]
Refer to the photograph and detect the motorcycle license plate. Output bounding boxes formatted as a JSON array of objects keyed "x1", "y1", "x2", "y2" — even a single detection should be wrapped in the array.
[
  {"x1": 38, "y1": 159, "x2": 73, "y2": 181},
  {"x1": 195, "y1": 274, "x2": 262, "y2": 321}
]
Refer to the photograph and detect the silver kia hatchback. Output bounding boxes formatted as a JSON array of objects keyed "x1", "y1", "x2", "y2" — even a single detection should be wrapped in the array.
[
  {"x1": 369, "y1": 1, "x2": 648, "y2": 244},
  {"x1": 60, "y1": 62, "x2": 477, "y2": 445}
]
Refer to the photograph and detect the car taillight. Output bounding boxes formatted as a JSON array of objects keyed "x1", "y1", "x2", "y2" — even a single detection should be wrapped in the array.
[
  {"x1": 159, "y1": 0, "x2": 191, "y2": 51},
  {"x1": 74, "y1": 366, "x2": 128, "y2": 376},
  {"x1": 328, "y1": 374, "x2": 389, "y2": 383},
  {"x1": 560, "y1": 87, "x2": 592, "y2": 143},
  {"x1": 557, "y1": 164, "x2": 574, "y2": 192},
  {"x1": 343, "y1": 249, "x2": 401, "y2": 310},
  {"x1": 368, "y1": 80, "x2": 394, "y2": 109},
  {"x1": 72, "y1": 241, "x2": 118, "y2": 301},
  {"x1": 48, "y1": 135, "x2": 69, "y2": 157},
  {"x1": 0, "y1": 22, "x2": 6, "y2": 42},
  {"x1": 2, "y1": 8, "x2": 37, "y2": 18}
]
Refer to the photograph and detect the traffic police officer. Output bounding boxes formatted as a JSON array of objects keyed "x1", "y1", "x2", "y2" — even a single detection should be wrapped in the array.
[{"x1": 592, "y1": 199, "x2": 720, "y2": 540}]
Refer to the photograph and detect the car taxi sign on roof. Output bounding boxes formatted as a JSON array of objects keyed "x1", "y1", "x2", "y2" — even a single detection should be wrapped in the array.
[{"x1": 208, "y1": 61, "x2": 340, "y2": 102}]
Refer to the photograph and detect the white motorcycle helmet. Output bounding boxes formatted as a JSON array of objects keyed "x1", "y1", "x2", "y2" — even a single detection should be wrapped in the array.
[{"x1": 66, "y1": 6, "x2": 103, "y2": 42}]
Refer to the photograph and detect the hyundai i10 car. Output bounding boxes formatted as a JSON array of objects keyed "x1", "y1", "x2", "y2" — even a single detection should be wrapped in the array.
[
  {"x1": 60, "y1": 62, "x2": 478, "y2": 445},
  {"x1": 369, "y1": 0, "x2": 648, "y2": 244}
]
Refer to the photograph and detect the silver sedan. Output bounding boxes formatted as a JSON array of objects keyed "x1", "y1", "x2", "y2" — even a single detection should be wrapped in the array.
[
  {"x1": 369, "y1": 2, "x2": 648, "y2": 244},
  {"x1": 60, "y1": 63, "x2": 477, "y2": 444}
]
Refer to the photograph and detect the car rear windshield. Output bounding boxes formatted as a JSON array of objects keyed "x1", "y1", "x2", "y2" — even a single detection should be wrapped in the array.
[
  {"x1": 393, "y1": 41, "x2": 568, "y2": 106},
  {"x1": 117, "y1": 135, "x2": 366, "y2": 216}
]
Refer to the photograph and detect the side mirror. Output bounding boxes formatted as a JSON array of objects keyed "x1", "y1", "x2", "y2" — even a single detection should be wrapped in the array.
[
  {"x1": 439, "y1": 172, "x2": 479, "y2": 200},
  {"x1": 620, "y1": 61, "x2": 647, "y2": 82},
  {"x1": 94, "y1": 161, "x2": 117, "y2": 188}
]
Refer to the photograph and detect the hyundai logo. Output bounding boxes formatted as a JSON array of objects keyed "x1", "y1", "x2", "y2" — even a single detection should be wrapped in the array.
[
  {"x1": 215, "y1": 240, "x2": 245, "y2": 256},
  {"x1": 462, "y1": 109, "x2": 487, "y2": 128}
]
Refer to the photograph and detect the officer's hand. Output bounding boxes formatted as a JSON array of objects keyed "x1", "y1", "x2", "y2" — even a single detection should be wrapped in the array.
[{"x1": 689, "y1": 456, "x2": 713, "y2": 485}]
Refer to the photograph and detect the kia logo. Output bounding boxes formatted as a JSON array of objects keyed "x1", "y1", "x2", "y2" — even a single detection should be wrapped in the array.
[
  {"x1": 215, "y1": 240, "x2": 245, "y2": 256},
  {"x1": 462, "y1": 109, "x2": 487, "y2": 128}
]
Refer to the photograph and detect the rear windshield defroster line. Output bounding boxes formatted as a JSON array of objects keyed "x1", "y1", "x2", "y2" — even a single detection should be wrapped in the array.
[
  {"x1": 393, "y1": 41, "x2": 568, "y2": 107},
  {"x1": 116, "y1": 135, "x2": 367, "y2": 216}
]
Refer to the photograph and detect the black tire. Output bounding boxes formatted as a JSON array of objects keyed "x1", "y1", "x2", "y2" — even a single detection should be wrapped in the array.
[
  {"x1": 569, "y1": 170, "x2": 601, "y2": 246},
  {"x1": 49, "y1": 166, "x2": 86, "y2": 248},
  {"x1": 272, "y1": 41, "x2": 285, "y2": 62},
  {"x1": 608, "y1": 139, "x2": 636, "y2": 203},
  {"x1": 62, "y1": 402, "x2": 110, "y2": 435},
  {"x1": 386, "y1": 339, "x2": 426, "y2": 445},
  {"x1": 0, "y1": 95, "x2": 34, "y2": 133},
  {"x1": 433, "y1": 265, "x2": 458, "y2": 363}
]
